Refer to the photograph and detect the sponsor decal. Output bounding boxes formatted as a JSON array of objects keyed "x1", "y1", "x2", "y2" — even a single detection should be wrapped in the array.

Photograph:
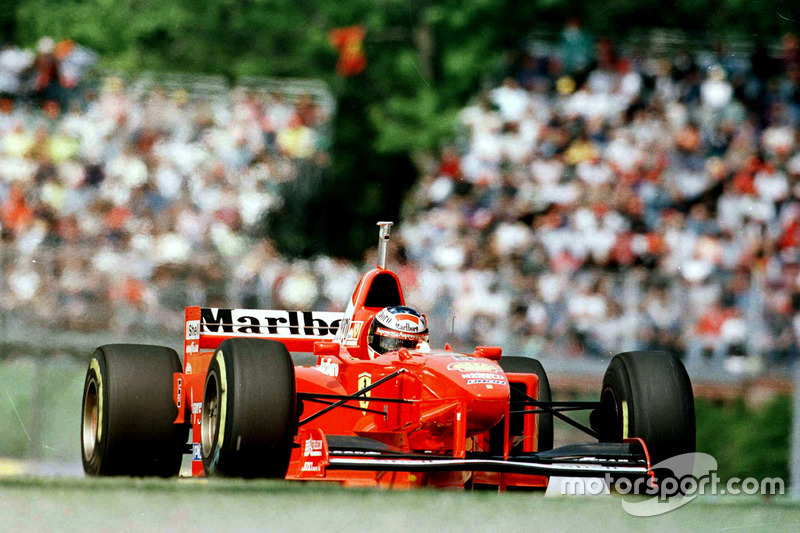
[
  {"x1": 200, "y1": 309, "x2": 342, "y2": 338},
  {"x1": 300, "y1": 437, "x2": 325, "y2": 473},
  {"x1": 375, "y1": 308, "x2": 427, "y2": 334},
  {"x1": 185, "y1": 342, "x2": 199, "y2": 354},
  {"x1": 345, "y1": 320, "x2": 362, "y2": 347},
  {"x1": 466, "y1": 379, "x2": 507, "y2": 386},
  {"x1": 451, "y1": 355, "x2": 475, "y2": 361},
  {"x1": 191, "y1": 402, "x2": 202, "y2": 424},
  {"x1": 358, "y1": 372, "x2": 372, "y2": 412},
  {"x1": 395, "y1": 321, "x2": 422, "y2": 333},
  {"x1": 304, "y1": 438, "x2": 324, "y2": 458},
  {"x1": 317, "y1": 357, "x2": 339, "y2": 377},
  {"x1": 186, "y1": 362, "x2": 193, "y2": 374},
  {"x1": 333, "y1": 314, "x2": 351, "y2": 343},
  {"x1": 374, "y1": 327, "x2": 424, "y2": 341},
  {"x1": 186, "y1": 320, "x2": 200, "y2": 340},
  {"x1": 447, "y1": 361, "x2": 500, "y2": 373},
  {"x1": 192, "y1": 443, "x2": 202, "y2": 461},
  {"x1": 176, "y1": 378, "x2": 182, "y2": 409},
  {"x1": 461, "y1": 372, "x2": 505, "y2": 380}
]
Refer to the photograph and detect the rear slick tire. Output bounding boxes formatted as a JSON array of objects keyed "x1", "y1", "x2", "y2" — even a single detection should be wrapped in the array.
[
  {"x1": 201, "y1": 338, "x2": 296, "y2": 478},
  {"x1": 81, "y1": 344, "x2": 188, "y2": 477}
]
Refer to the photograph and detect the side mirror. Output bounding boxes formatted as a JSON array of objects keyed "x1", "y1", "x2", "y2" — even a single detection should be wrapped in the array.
[
  {"x1": 474, "y1": 346, "x2": 502, "y2": 361},
  {"x1": 313, "y1": 341, "x2": 340, "y2": 357}
]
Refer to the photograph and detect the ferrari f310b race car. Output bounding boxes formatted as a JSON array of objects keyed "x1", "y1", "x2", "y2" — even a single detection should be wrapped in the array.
[{"x1": 81, "y1": 222, "x2": 695, "y2": 490}]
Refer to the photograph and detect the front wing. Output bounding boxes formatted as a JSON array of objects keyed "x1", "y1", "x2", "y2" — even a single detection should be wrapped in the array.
[{"x1": 291, "y1": 430, "x2": 653, "y2": 483}]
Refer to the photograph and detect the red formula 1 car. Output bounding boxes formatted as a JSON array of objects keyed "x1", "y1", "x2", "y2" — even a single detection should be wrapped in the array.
[{"x1": 81, "y1": 222, "x2": 695, "y2": 490}]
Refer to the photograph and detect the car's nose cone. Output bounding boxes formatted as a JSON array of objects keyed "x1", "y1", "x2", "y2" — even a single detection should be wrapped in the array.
[{"x1": 423, "y1": 354, "x2": 510, "y2": 430}]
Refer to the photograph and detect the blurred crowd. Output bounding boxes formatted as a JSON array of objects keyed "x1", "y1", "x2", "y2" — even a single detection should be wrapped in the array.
[
  {"x1": 3, "y1": 28, "x2": 800, "y2": 372},
  {"x1": 0, "y1": 37, "x2": 97, "y2": 107},
  {"x1": 399, "y1": 23, "x2": 800, "y2": 370},
  {"x1": 0, "y1": 42, "x2": 331, "y2": 334}
]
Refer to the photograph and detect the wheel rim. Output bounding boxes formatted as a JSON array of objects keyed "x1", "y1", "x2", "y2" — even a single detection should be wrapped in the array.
[
  {"x1": 82, "y1": 379, "x2": 99, "y2": 461},
  {"x1": 201, "y1": 373, "x2": 219, "y2": 456}
]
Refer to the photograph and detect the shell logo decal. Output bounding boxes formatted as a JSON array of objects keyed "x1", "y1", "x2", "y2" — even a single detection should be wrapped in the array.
[{"x1": 446, "y1": 361, "x2": 499, "y2": 373}]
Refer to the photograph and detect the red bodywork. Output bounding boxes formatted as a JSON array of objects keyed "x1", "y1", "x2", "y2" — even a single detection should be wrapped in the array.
[{"x1": 174, "y1": 265, "x2": 548, "y2": 489}]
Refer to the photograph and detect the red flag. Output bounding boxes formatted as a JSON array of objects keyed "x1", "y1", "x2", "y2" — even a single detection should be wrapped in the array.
[{"x1": 329, "y1": 25, "x2": 366, "y2": 76}]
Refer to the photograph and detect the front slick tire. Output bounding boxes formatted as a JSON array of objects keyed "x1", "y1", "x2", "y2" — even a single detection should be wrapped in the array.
[
  {"x1": 81, "y1": 344, "x2": 187, "y2": 477},
  {"x1": 201, "y1": 338, "x2": 296, "y2": 478},
  {"x1": 597, "y1": 351, "x2": 695, "y2": 466}
]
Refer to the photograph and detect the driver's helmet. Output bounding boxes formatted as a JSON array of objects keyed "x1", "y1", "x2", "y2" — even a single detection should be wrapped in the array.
[{"x1": 367, "y1": 306, "x2": 429, "y2": 355}]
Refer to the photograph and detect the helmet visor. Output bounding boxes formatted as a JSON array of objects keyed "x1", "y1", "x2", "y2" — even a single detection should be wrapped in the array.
[{"x1": 375, "y1": 336, "x2": 418, "y2": 354}]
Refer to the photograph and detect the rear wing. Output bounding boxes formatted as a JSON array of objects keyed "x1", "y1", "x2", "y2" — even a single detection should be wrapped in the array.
[{"x1": 184, "y1": 306, "x2": 343, "y2": 355}]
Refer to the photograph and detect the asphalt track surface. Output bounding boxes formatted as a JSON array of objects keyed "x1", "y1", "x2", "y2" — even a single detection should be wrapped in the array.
[{"x1": 1, "y1": 475, "x2": 798, "y2": 532}]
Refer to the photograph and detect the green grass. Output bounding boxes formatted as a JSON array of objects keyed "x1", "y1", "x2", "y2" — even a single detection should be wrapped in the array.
[
  {"x1": 0, "y1": 356, "x2": 85, "y2": 461},
  {"x1": 0, "y1": 476, "x2": 798, "y2": 532}
]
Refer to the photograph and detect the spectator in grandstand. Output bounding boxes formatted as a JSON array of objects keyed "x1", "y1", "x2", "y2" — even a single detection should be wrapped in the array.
[
  {"x1": 55, "y1": 39, "x2": 97, "y2": 99},
  {"x1": 559, "y1": 18, "x2": 593, "y2": 75},
  {"x1": 31, "y1": 37, "x2": 63, "y2": 106},
  {"x1": 0, "y1": 42, "x2": 34, "y2": 98},
  {"x1": 0, "y1": 69, "x2": 333, "y2": 334}
]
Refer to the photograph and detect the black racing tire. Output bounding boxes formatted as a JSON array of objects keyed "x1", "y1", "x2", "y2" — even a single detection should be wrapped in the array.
[
  {"x1": 81, "y1": 344, "x2": 188, "y2": 477},
  {"x1": 500, "y1": 356, "x2": 554, "y2": 453},
  {"x1": 201, "y1": 338, "x2": 296, "y2": 478},
  {"x1": 597, "y1": 351, "x2": 695, "y2": 466}
]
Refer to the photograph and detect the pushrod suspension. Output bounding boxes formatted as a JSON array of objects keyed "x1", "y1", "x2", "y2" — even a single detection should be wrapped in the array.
[
  {"x1": 511, "y1": 388, "x2": 601, "y2": 439},
  {"x1": 299, "y1": 368, "x2": 407, "y2": 426},
  {"x1": 302, "y1": 396, "x2": 387, "y2": 417}
]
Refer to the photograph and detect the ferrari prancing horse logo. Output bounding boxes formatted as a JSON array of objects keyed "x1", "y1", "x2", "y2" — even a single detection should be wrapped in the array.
[{"x1": 358, "y1": 372, "x2": 371, "y2": 413}]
